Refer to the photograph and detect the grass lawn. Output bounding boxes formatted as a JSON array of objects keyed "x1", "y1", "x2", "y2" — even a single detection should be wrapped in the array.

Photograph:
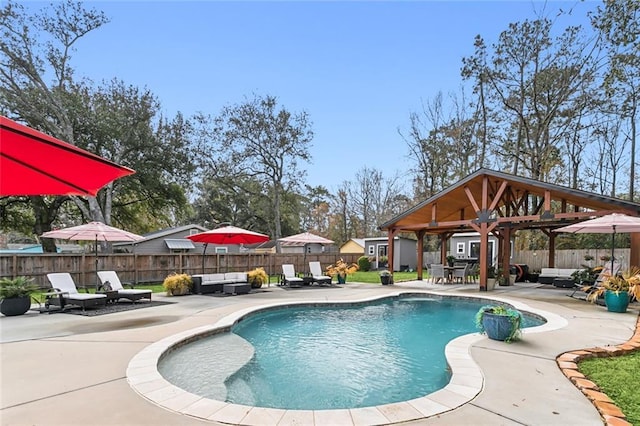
[{"x1": 579, "y1": 351, "x2": 640, "y2": 424}]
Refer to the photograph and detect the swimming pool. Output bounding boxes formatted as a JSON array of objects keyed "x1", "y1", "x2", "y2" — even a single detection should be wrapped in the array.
[{"x1": 158, "y1": 295, "x2": 544, "y2": 410}]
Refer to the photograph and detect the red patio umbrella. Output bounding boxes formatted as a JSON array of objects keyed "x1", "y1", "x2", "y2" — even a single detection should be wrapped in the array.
[
  {"x1": 187, "y1": 225, "x2": 270, "y2": 245},
  {"x1": 186, "y1": 225, "x2": 270, "y2": 273},
  {"x1": 0, "y1": 116, "x2": 135, "y2": 196}
]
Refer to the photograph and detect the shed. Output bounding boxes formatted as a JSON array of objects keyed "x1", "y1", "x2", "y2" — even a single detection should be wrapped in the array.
[
  {"x1": 364, "y1": 236, "x2": 417, "y2": 271},
  {"x1": 340, "y1": 238, "x2": 365, "y2": 255}
]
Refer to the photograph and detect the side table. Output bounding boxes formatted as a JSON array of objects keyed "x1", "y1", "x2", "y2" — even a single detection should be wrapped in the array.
[{"x1": 97, "y1": 290, "x2": 120, "y2": 304}]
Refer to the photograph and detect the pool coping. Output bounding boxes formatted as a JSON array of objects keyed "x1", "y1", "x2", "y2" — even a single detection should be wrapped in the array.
[{"x1": 126, "y1": 290, "x2": 568, "y2": 425}]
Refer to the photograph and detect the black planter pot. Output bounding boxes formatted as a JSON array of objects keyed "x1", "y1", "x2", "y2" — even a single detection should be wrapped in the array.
[
  {"x1": 0, "y1": 296, "x2": 31, "y2": 316},
  {"x1": 380, "y1": 276, "x2": 391, "y2": 285}
]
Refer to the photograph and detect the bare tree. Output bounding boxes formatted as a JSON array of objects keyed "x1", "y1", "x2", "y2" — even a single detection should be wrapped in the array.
[
  {"x1": 207, "y1": 94, "x2": 313, "y2": 242},
  {"x1": 592, "y1": 0, "x2": 639, "y2": 200}
]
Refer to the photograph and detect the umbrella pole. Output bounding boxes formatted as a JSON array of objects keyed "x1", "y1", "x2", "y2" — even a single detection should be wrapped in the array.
[
  {"x1": 303, "y1": 243, "x2": 307, "y2": 274},
  {"x1": 202, "y1": 243, "x2": 208, "y2": 274},
  {"x1": 95, "y1": 235, "x2": 99, "y2": 291},
  {"x1": 611, "y1": 226, "x2": 616, "y2": 275}
]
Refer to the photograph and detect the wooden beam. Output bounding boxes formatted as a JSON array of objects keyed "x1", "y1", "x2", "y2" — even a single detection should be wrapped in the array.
[
  {"x1": 464, "y1": 186, "x2": 481, "y2": 213},
  {"x1": 488, "y1": 180, "x2": 509, "y2": 212}
]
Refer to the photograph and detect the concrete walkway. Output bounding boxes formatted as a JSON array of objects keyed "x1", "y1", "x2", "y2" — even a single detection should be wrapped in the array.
[{"x1": 1, "y1": 281, "x2": 638, "y2": 425}]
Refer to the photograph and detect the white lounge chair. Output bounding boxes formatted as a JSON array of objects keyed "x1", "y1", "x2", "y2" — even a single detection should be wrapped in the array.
[
  {"x1": 281, "y1": 264, "x2": 304, "y2": 287},
  {"x1": 309, "y1": 261, "x2": 332, "y2": 286},
  {"x1": 97, "y1": 271, "x2": 152, "y2": 302},
  {"x1": 46, "y1": 273, "x2": 107, "y2": 311}
]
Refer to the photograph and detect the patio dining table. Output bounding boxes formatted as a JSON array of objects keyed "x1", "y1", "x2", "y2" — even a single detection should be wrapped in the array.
[{"x1": 443, "y1": 265, "x2": 466, "y2": 283}]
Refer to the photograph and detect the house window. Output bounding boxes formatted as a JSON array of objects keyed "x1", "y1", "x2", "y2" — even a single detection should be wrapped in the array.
[
  {"x1": 456, "y1": 242, "x2": 465, "y2": 255},
  {"x1": 368, "y1": 245, "x2": 374, "y2": 255},
  {"x1": 214, "y1": 247, "x2": 227, "y2": 254}
]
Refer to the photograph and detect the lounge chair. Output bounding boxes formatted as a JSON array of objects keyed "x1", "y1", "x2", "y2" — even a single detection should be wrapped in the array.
[
  {"x1": 46, "y1": 273, "x2": 107, "y2": 311},
  {"x1": 568, "y1": 262, "x2": 621, "y2": 301},
  {"x1": 308, "y1": 261, "x2": 332, "y2": 286},
  {"x1": 281, "y1": 264, "x2": 304, "y2": 287},
  {"x1": 97, "y1": 271, "x2": 152, "y2": 302}
]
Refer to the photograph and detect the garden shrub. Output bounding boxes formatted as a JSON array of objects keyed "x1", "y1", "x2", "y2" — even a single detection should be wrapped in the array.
[{"x1": 358, "y1": 256, "x2": 371, "y2": 272}]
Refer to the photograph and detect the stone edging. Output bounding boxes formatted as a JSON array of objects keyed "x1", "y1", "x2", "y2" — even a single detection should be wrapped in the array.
[{"x1": 556, "y1": 314, "x2": 640, "y2": 426}]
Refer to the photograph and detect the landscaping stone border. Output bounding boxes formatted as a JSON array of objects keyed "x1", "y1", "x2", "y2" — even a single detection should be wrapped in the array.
[{"x1": 556, "y1": 314, "x2": 640, "y2": 426}]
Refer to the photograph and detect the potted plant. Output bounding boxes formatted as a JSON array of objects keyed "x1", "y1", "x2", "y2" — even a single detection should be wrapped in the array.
[
  {"x1": 379, "y1": 270, "x2": 393, "y2": 285},
  {"x1": 0, "y1": 276, "x2": 37, "y2": 316},
  {"x1": 326, "y1": 258, "x2": 359, "y2": 284},
  {"x1": 446, "y1": 255, "x2": 457, "y2": 267},
  {"x1": 247, "y1": 267, "x2": 268, "y2": 289},
  {"x1": 496, "y1": 266, "x2": 509, "y2": 286},
  {"x1": 475, "y1": 304, "x2": 523, "y2": 342},
  {"x1": 486, "y1": 266, "x2": 497, "y2": 290},
  {"x1": 587, "y1": 267, "x2": 640, "y2": 313},
  {"x1": 571, "y1": 265, "x2": 603, "y2": 286},
  {"x1": 162, "y1": 273, "x2": 193, "y2": 296}
]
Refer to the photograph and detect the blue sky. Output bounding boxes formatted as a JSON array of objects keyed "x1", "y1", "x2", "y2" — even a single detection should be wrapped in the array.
[{"x1": 61, "y1": 1, "x2": 597, "y2": 191}]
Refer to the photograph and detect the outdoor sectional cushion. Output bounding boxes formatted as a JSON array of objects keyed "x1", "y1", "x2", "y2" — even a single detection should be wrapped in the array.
[{"x1": 192, "y1": 273, "x2": 248, "y2": 294}]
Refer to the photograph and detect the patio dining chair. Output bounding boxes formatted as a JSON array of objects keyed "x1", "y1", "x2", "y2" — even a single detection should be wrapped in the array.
[
  {"x1": 453, "y1": 264, "x2": 470, "y2": 284},
  {"x1": 430, "y1": 264, "x2": 446, "y2": 284}
]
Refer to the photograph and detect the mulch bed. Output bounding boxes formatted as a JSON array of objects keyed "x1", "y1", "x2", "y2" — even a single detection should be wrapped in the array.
[{"x1": 32, "y1": 300, "x2": 174, "y2": 316}]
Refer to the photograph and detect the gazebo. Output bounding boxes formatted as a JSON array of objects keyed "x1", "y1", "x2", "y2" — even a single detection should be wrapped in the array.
[{"x1": 379, "y1": 169, "x2": 640, "y2": 290}]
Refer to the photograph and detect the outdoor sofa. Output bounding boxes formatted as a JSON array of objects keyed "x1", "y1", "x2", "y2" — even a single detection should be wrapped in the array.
[
  {"x1": 538, "y1": 268, "x2": 578, "y2": 287},
  {"x1": 191, "y1": 273, "x2": 250, "y2": 295}
]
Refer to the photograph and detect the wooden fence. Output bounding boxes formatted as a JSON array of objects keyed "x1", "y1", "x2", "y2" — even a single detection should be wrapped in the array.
[
  {"x1": 0, "y1": 252, "x2": 361, "y2": 289},
  {"x1": 1, "y1": 249, "x2": 630, "y2": 289}
]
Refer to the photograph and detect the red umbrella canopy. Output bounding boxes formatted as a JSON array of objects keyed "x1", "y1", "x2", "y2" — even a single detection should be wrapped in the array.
[
  {"x1": 41, "y1": 221, "x2": 144, "y2": 242},
  {"x1": 0, "y1": 116, "x2": 135, "y2": 196},
  {"x1": 279, "y1": 232, "x2": 334, "y2": 245},
  {"x1": 186, "y1": 225, "x2": 270, "y2": 245}
]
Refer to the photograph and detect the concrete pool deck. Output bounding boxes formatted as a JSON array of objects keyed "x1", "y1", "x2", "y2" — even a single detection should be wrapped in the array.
[{"x1": 1, "y1": 280, "x2": 638, "y2": 425}]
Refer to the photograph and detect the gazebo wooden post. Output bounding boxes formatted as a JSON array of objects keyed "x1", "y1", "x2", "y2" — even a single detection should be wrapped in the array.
[
  {"x1": 416, "y1": 230, "x2": 426, "y2": 280},
  {"x1": 549, "y1": 233, "x2": 556, "y2": 268},
  {"x1": 501, "y1": 226, "x2": 512, "y2": 284},
  {"x1": 479, "y1": 224, "x2": 489, "y2": 291},
  {"x1": 440, "y1": 234, "x2": 447, "y2": 264},
  {"x1": 631, "y1": 233, "x2": 640, "y2": 267}
]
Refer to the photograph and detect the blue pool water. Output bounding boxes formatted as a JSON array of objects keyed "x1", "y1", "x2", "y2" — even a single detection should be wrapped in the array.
[{"x1": 159, "y1": 296, "x2": 544, "y2": 410}]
